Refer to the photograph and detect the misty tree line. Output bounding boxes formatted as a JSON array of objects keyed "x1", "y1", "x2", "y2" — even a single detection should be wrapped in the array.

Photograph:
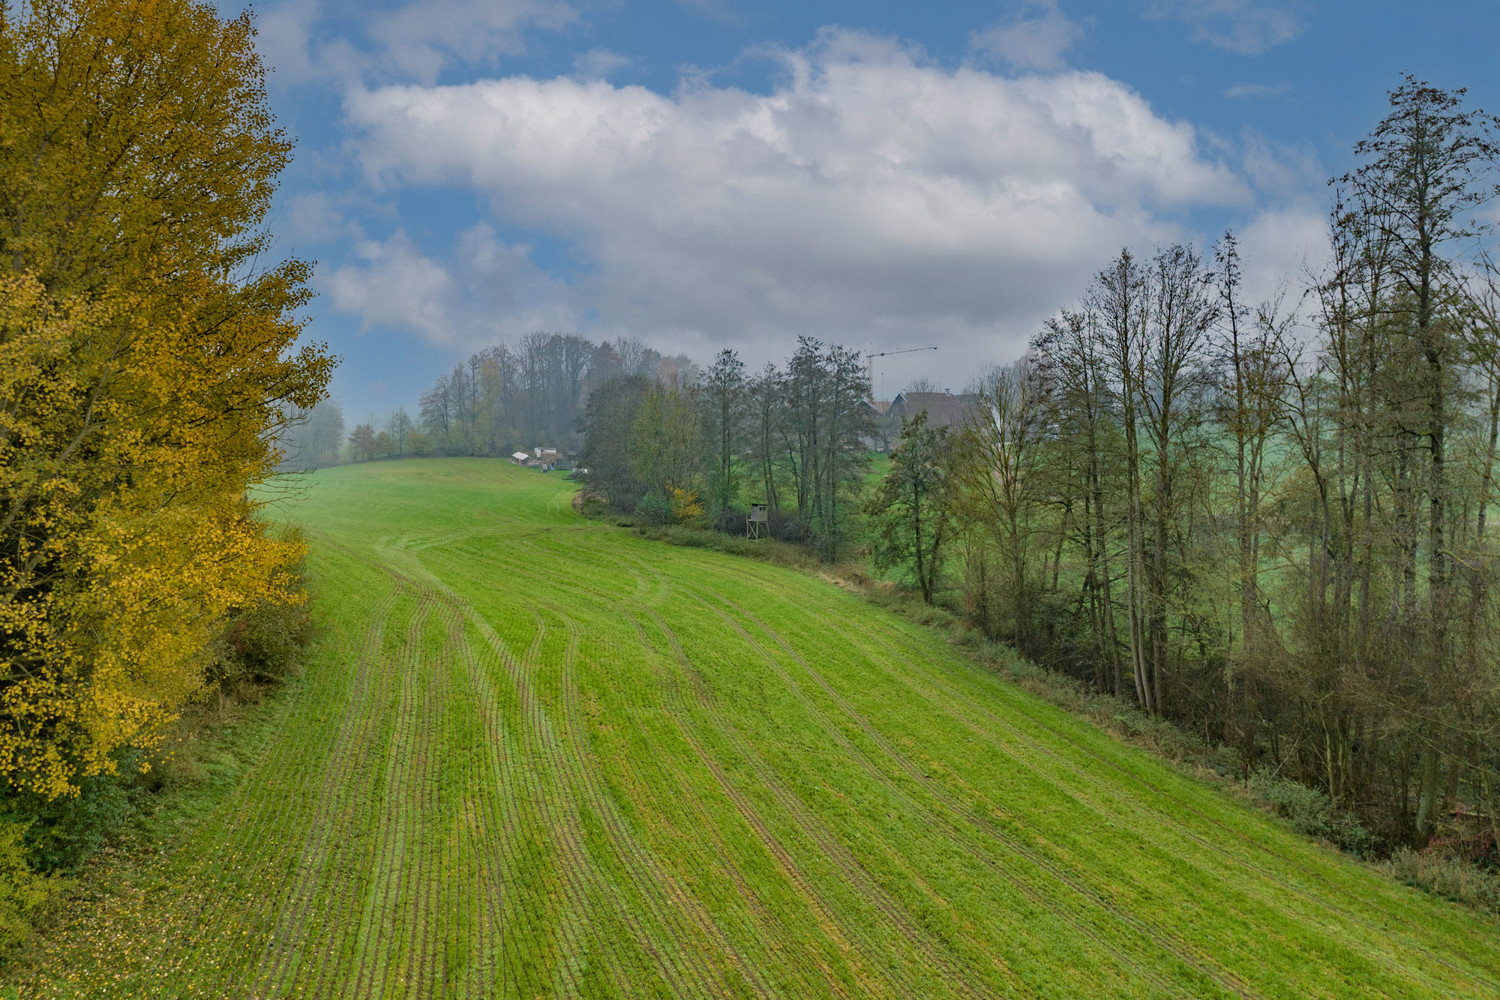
[
  {"x1": 279, "y1": 334, "x2": 698, "y2": 468},
  {"x1": 578, "y1": 337, "x2": 875, "y2": 559},
  {"x1": 879, "y1": 77, "x2": 1500, "y2": 853}
]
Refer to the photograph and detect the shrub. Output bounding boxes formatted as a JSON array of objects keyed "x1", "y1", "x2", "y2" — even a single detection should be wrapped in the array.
[
  {"x1": 769, "y1": 511, "x2": 812, "y2": 543},
  {"x1": 3, "y1": 765, "x2": 135, "y2": 872},
  {"x1": 1387, "y1": 847, "x2": 1500, "y2": 914},
  {"x1": 668, "y1": 486, "x2": 703, "y2": 523},
  {"x1": 206, "y1": 596, "x2": 313, "y2": 689},
  {"x1": 1247, "y1": 770, "x2": 1373, "y2": 857},
  {"x1": 572, "y1": 490, "x2": 610, "y2": 519},
  {"x1": 712, "y1": 506, "x2": 748, "y2": 535},
  {"x1": 205, "y1": 531, "x2": 313, "y2": 691},
  {"x1": 634, "y1": 492, "x2": 673, "y2": 526},
  {"x1": 0, "y1": 820, "x2": 64, "y2": 957}
]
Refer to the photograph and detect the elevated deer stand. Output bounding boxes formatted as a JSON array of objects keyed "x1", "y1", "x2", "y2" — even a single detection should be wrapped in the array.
[{"x1": 747, "y1": 503, "x2": 769, "y2": 540}]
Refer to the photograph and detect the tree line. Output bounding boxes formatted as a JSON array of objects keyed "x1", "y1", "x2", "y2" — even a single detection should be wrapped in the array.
[
  {"x1": 873, "y1": 77, "x2": 1500, "y2": 854},
  {"x1": 578, "y1": 337, "x2": 876, "y2": 560},
  {"x1": 294, "y1": 335, "x2": 700, "y2": 469}
]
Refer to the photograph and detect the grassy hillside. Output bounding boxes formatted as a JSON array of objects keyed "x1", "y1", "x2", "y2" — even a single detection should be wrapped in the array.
[{"x1": 13, "y1": 458, "x2": 1498, "y2": 998}]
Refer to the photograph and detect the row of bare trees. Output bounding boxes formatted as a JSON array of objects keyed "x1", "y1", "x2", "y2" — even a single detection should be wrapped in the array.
[{"x1": 925, "y1": 77, "x2": 1500, "y2": 851}]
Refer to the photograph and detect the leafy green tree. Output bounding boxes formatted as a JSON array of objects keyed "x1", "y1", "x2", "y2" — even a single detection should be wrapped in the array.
[
  {"x1": 348, "y1": 424, "x2": 376, "y2": 463},
  {"x1": 953, "y1": 360, "x2": 1052, "y2": 644},
  {"x1": 578, "y1": 374, "x2": 652, "y2": 509},
  {"x1": 865, "y1": 412, "x2": 955, "y2": 603},
  {"x1": 702, "y1": 349, "x2": 746, "y2": 518},
  {"x1": 387, "y1": 407, "x2": 412, "y2": 456},
  {"x1": 630, "y1": 382, "x2": 700, "y2": 499}
]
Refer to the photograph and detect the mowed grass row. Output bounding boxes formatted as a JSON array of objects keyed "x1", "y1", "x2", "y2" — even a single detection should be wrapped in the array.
[{"x1": 13, "y1": 458, "x2": 1499, "y2": 998}]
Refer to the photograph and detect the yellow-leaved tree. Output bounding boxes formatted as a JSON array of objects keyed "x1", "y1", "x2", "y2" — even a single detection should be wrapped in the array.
[{"x1": 0, "y1": 0, "x2": 334, "y2": 798}]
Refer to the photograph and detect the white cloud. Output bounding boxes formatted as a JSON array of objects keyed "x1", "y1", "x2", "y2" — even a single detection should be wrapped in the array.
[
  {"x1": 1148, "y1": 1, "x2": 1303, "y2": 55},
  {"x1": 254, "y1": 0, "x2": 322, "y2": 84},
  {"x1": 1238, "y1": 129, "x2": 1322, "y2": 201},
  {"x1": 572, "y1": 48, "x2": 634, "y2": 81},
  {"x1": 323, "y1": 226, "x2": 581, "y2": 347},
  {"x1": 970, "y1": 0, "x2": 1083, "y2": 72},
  {"x1": 1235, "y1": 206, "x2": 1328, "y2": 308},
  {"x1": 1225, "y1": 81, "x2": 1294, "y2": 99},
  {"x1": 254, "y1": 0, "x2": 575, "y2": 86},
  {"x1": 370, "y1": 0, "x2": 575, "y2": 83},
  {"x1": 278, "y1": 191, "x2": 365, "y2": 247},
  {"x1": 325, "y1": 232, "x2": 457, "y2": 343},
  {"x1": 342, "y1": 31, "x2": 1262, "y2": 371}
]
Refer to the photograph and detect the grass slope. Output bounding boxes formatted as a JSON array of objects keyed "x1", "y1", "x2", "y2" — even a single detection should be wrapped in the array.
[{"x1": 13, "y1": 458, "x2": 1498, "y2": 998}]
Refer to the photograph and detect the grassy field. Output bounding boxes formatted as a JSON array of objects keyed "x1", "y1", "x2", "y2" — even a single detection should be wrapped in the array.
[{"x1": 12, "y1": 458, "x2": 1499, "y2": 998}]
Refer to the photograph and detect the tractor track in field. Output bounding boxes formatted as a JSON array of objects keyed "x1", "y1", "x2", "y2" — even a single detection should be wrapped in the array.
[
  {"x1": 646, "y1": 597, "x2": 1200, "y2": 1000},
  {"x1": 500, "y1": 539, "x2": 1212, "y2": 997},
  {"x1": 585, "y1": 630, "x2": 831, "y2": 1000},
  {"x1": 471, "y1": 600, "x2": 658, "y2": 996},
  {"x1": 707, "y1": 558, "x2": 1500, "y2": 995},
  {"x1": 440, "y1": 527, "x2": 1496, "y2": 999},
  {"x1": 445, "y1": 603, "x2": 519, "y2": 997},
  {"x1": 635, "y1": 605, "x2": 991, "y2": 1000},
  {"x1": 478, "y1": 608, "x2": 600, "y2": 998},
  {"x1": 799, "y1": 597, "x2": 1495, "y2": 996},
  {"x1": 305, "y1": 567, "x2": 439, "y2": 999},
  {"x1": 521, "y1": 606, "x2": 725, "y2": 998},
  {"x1": 617, "y1": 609, "x2": 882, "y2": 1000},
  {"x1": 348, "y1": 579, "x2": 435, "y2": 999},
  {"x1": 183, "y1": 556, "x2": 412, "y2": 999},
  {"x1": 468, "y1": 548, "x2": 846, "y2": 1000},
  {"x1": 684, "y1": 594, "x2": 1171, "y2": 999},
  {"x1": 246, "y1": 575, "x2": 418, "y2": 998},
  {"x1": 694, "y1": 588, "x2": 1249, "y2": 1000},
  {"x1": 545, "y1": 606, "x2": 779, "y2": 1000}
]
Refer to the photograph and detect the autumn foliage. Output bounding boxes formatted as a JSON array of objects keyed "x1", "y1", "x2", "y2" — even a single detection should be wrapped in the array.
[{"x1": 0, "y1": 0, "x2": 334, "y2": 798}]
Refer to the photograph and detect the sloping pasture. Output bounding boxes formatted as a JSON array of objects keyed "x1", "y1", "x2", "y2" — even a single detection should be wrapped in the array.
[{"x1": 15, "y1": 458, "x2": 1499, "y2": 998}]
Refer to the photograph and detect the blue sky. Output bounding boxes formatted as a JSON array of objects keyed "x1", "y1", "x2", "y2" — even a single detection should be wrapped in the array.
[{"x1": 246, "y1": 0, "x2": 1500, "y2": 418}]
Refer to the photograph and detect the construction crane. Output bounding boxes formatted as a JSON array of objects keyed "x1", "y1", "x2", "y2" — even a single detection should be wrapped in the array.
[{"x1": 866, "y1": 346, "x2": 937, "y2": 400}]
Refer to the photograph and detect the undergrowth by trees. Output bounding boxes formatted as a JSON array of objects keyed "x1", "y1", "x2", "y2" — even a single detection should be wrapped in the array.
[{"x1": 0, "y1": 0, "x2": 333, "y2": 948}]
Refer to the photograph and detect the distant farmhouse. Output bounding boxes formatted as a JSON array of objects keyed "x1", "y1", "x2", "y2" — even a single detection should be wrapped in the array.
[
  {"x1": 511, "y1": 447, "x2": 575, "y2": 472},
  {"x1": 867, "y1": 390, "x2": 978, "y2": 450},
  {"x1": 886, "y1": 391, "x2": 978, "y2": 428}
]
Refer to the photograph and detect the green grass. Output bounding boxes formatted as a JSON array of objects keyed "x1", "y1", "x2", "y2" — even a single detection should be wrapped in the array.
[{"x1": 11, "y1": 457, "x2": 1499, "y2": 998}]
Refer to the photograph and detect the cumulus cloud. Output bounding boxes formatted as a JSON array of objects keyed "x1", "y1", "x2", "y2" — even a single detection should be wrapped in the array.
[
  {"x1": 1148, "y1": 0, "x2": 1303, "y2": 55},
  {"x1": 255, "y1": 0, "x2": 323, "y2": 84},
  {"x1": 1234, "y1": 207, "x2": 1328, "y2": 309},
  {"x1": 572, "y1": 48, "x2": 634, "y2": 81},
  {"x1": 323, "y1": 226, "x2": 582, "y2": 346},
  {"x1": 1238, "y1": 129, "x2": 1322, "y2": 201},
  {"x1": 343, "y1": 31, "x2": 1249, "y2": 369},
  {"x1": 254, "y1": 0, "x2": 575, "y2": 85},
  {"x1": 1225, "y1": 81, "x2": 1294, "y2": 100},
  {"x1": 370, "y1": 0, "x2": 575, "y2": 82},
  {"x1": 278, "y1": 190, "x2": 366, "y2": 247},
  {"x1": 970, "y1": 0, "x2": 1083, "y2": 72}
]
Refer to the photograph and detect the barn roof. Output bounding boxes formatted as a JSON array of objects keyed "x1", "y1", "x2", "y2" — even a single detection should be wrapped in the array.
[{"x1": 888, "y1": 391, "x2": 978, "y2": 428}]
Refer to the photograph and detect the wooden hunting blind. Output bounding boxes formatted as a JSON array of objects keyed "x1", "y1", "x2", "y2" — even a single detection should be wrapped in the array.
[{"x1": 747, "y1": 503, "x2": 769, "y2": 540}]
